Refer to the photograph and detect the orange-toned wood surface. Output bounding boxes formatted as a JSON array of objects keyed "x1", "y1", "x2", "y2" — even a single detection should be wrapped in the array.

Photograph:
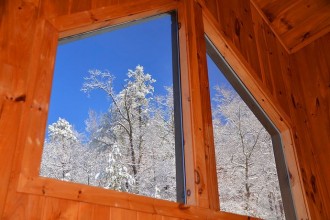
[
  {"x1": 0, "y1": 0, "x2": 329, "y2": 219},
  {"x1": 251, "y1": 0, "x2": 330, "y2": 53},
  {"x1": 201, "y1": 0, "x2": 330, "y2": 219}
]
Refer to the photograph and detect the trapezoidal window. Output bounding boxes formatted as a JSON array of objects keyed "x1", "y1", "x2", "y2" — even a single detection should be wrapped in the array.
[
  {"x1": 205, "y1": 37, "x2": 297, "y2": 219},
  {"x1": 39, "y1": 12, "x2": 185, "y2": 203}
]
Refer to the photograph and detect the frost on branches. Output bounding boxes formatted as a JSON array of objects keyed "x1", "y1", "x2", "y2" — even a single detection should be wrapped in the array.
[
  {"x1": 212, "y1": 86, "x2": 285, "y2": 219},
  {"x1": 41, "y1": 65, "x2": 177, "y2": 201},
  {"x1": 40, "y1": 65, "x2": 286, "y2": 219},
  {"x1": 40, "y1": 118, "x2": 80, "y2": 182}
]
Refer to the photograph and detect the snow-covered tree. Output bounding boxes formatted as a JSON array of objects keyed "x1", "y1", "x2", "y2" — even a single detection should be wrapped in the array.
[
  {"x1": 40, "y1": 65, "x2": 286, "y2": 212},
  {"x1": 138, "y1": 87, "x2": 176, "y2": 200},
  {"x1": 94, "y1": 143, "x2": 135, "y2": 191},
  {"x1": 40, "y1": 65, "x2": 177, "y2": 201},
  {"x1": 81, "y1": 65, "x2": 176, "y2": 200},
  {"x1": 211, "y1": 86, "x2": 284, "y2": 219},
  {"x1": 40, "y1": 118, "x2": 84, "y2": 182}
]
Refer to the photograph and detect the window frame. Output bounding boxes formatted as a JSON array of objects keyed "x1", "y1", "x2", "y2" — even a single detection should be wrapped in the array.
[
  {"x1": 202, "y1": 8, "x2": 310, "y2": 219},
  {"x1": 17, "y1": 2, "x2": 217, "y2": 217},
  {"x1": 206, "y1": 36, "x2": 296, "y2": 219},
  {"x1": 45, "y1": 11, "x2": 186, "y2": 204},
  {"x1": 14, "y1": 0, "x2": 309, "y2": 219},
  {"x1": 17, "y1": 0, "x2": 190, "y2": 210}
]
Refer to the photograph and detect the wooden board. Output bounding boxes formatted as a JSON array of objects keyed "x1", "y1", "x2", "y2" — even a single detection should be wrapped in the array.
[
  {"x1": 200, "y1": 0, "x2": 330, "y2": 218},
  {"x1": 251, "y1": 0, "x2": 330, "y2": 53},
  {"x1": 0, "y1": 0, "x2": 329, "y2": 219}
]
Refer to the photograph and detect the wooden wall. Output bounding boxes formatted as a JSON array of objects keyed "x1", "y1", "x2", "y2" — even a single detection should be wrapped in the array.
[
  {"x1": 0, "y1": 0, "x2": 329, "y2": 219},
  {"x1": 203, "y1": 0, "x2": 330, "y2": 219}
]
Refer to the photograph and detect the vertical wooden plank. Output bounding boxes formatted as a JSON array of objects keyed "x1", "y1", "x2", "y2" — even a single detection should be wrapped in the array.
[
  {"x1": 287, "y1": 65, "x2": 324, "y2": 220},
  {"x1": 92, "y1": 0, "x2": 118, "y2": 9},
  {"x1": 252, "y1": 2, "x2": 328, "y2": 219},
  {"x1": 78, "y1": 202, "x2": 111, "y2": 219},
  {"x1": 250, "y1": 4, "x2": 274, "y2": 93},
  {"x1": 193, "y1": 1, "x2": 219, "y2": 212},
  {"x1": 203, "y1": 2, "x2": 313, "y2": 219},
  {"x1": 203, "y1": 0, "x2": 218, "y2": 21},
  {"x1": 0, "y1": 1, "x2": 9, "y2": 63},
  {"x1": 251, "y1": 4, "x2": 291, "y2": 115},
  {"x1": 78, "y1": 203, "x2": 94, "y2": 219},
  {"x1": 273, "y1": 32, "x2": 329, "y2": 219},
  {"x1": 215, "y1": 0, "x2": 262, "y2": 79},
  {"x1": 0, "y1": 0, "x2": 39, "y2": 217},
  {"x1": 17, "y1": 19, "x2": 58, "y2": 179},
  {"x1": 70, "y1": 0, "x2": 92, "y2": 14},
  {"x1": 2, "y1": 195, "x2": 45, "y2": 219},
  {"x1": 162, "y1": 217, "x2": 181, "y2": 220},
  {"x1": 93, "y1": 204, "x2": 111, "y2": 219},
  {"x1": 179, "y1": 0, "x2": 210, "y2": 208},
  {"x1": 177, "y1": 0, "x2": 196, "y2": 208},
  {"x1": 153, "y1": 215, "x2": 163, "y2": 220},
  {"x1": 25, "y1": 195, "x2": 46, "y2": 219},
  {"x1": 110, "y1": 207, "x2": 137, "y2": 219},
  {"x1": 2, "y1": 7, "x2": 58, "y2": 218},
  {"x1": 152, "y1": 215, "x2": 182, "y2": 220},
  {"x1": 39, "y1": 0, "x2": 72, "y2": 19},
  {"x1": 289, "y1": 33, "x2": 330, "y2": 219},
  {"x1": 0, "y1": 69, "x2": 23, "y2": 219},
  {"x1": 43, "y1": 197, "x2": 79, "y2": 219},
  {"x1": 137, "y1": 212, "x2": 153, "y2": 220}
]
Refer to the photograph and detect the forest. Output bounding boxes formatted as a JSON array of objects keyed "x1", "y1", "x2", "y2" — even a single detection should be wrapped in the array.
[{"x1": 40, "y1": 65, "x2": 284, "y2": 219}]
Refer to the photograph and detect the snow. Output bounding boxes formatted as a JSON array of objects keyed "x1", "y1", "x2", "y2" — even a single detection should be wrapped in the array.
[{"x1": 40, "y1": 66, "x2": 286, "y2": 219}]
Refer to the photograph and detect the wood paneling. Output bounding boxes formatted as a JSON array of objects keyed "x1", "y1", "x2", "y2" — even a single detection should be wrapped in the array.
[
  {"x1": 1, "y1": 0, "x2": 259, "y2": 219},
  {"x1": 215, "y1": 0, "x2": 262, "y2": 80},
  {"x1": 43, "y1": 198, "x2": 79, "y2": 219},
  {"x1": 250, "y1": 4, "x2": 292, "y2": 125},
  {"x1": 200, "y1": 0, "x2": 330, "y2": 218},
  {"x1": 78, "y1": 203, "x2": 110, "y2": 219},
  {"x1": 0, "y1": 0, "x2": 39, "y2": 217},
  {"x1": 289, "y1": 33, "x2": 330, "y2": 218},
  {"x1": 0, "y1": 0, "x2": 329, "y2": 219},
  {"x1": 251, "y1": 0, "x2": 330, "y2": 53}
]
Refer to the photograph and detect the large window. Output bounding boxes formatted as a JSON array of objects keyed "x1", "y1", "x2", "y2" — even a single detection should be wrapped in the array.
[
  {"x1": 39, "y1": 13, "x2": 185, "y2": 202},
  {"x1": 206, "y1": 37, "x2": 297, "y2": 219}
]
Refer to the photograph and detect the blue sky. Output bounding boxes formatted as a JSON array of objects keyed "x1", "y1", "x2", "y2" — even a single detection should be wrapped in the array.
[
  {"x1": 48, "y1": 15, "x2": 174, "y2": 133},
  {"x1": 207, "y1": 55, "x2": 232, "y2": 98},
  {"x1": 47, "y1": 13, "x2": 230, "y2": 135}
]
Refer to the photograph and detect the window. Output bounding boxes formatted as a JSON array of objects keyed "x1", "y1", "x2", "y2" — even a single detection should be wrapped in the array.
[
  {"x1": 205, "y1": 37, "x2": 297, "y2": 219},
  {"x1": 39, "y1": 13, "x2": 185, "y2": 202}
]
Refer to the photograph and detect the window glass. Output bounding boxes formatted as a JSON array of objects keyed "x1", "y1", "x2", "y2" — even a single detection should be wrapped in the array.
[
  {"x1": 206, "y1": 54, "x2": 286, "y2": 219},
  {"x1": 40, "y1": 14, "x2": 183, "y2": 202}
]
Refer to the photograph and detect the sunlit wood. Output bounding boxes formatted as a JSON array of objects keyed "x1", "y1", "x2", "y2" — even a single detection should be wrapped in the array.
[{"x1": 0, "y1": 0, "x2": 329, "y2": 219}]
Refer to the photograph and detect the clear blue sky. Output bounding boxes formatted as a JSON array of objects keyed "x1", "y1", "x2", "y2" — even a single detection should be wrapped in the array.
[
  {"x1": 48, "y1": 14, "x2": 174, "y2": 133},
  {"x1": 47, "y1": 13, "x2": 230, "y2": 135},
  {"x1": 207, "y1": 55, "x2": 232, "y2": 99}
]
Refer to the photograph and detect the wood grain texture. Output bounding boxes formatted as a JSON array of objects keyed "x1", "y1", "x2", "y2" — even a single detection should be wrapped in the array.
[
  {"x1": 179, "y1": 0, "x2": 211, "y2": 209},
  {"x1": 78, "y1": 203, "x2": 111, "y2": 219},
  {"x1": 213, "y1": 0, "x2": 262, "y2": 80},
  {"x1": 43, "y1": 197, "x2": 80, "y2": 219},
  {"x1": 1, "y1": 0, "x2": 329, "y2": 219},
  {"x1": 192, "y1": 1, "x2": 220, "y2": 212},
  {"x1": 2, "y1": 0, "x2": 259, "y2": 218},
  {"x1": 251, "y1": 0, "x2": 330, "y2": 53},
  {"x1": 289, "y1": 32, "x2": 330, "y2": 218},
  {"x1": 250, "y1": 4, "x2": 291, "y2": 119},
  {"x1": 39, "y1": 0, "x2": 72, "y2": 19},
  {"x1": 202, "y1": 4, "x2": 310, "y2": 219},
  {"x1": 201, "y1": 0, "x2": 330, "y2": 218},
  {"x1": 2, "y1": 194, "x2": 45, "y2": 220},
  {"x1": 111, "y1": 207, "x2": 137, "y2": 219},
  {"x1": 0, "y1": 0, "x2": 39, "y2": 217},
  {"x1": 70, "y1": 0, "x2": 92, "y2": 14}
]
